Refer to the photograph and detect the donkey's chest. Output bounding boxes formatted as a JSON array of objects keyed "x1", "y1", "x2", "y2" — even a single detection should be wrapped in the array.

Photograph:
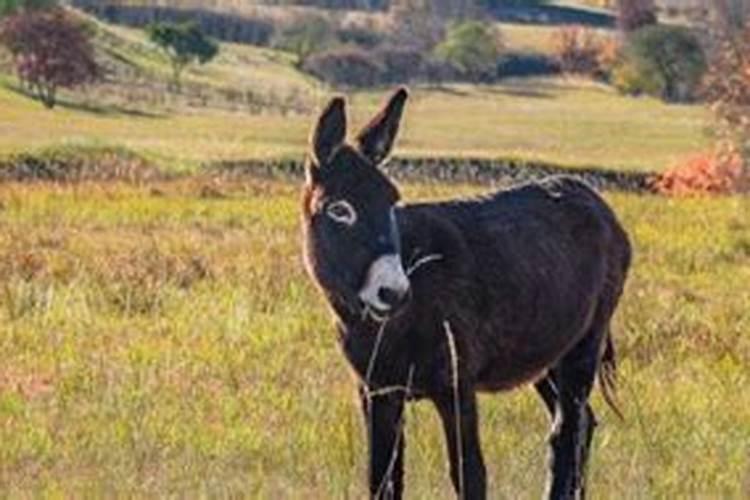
[{"x1": 339, "y1": 326, "x2": 454, "y2": 399}]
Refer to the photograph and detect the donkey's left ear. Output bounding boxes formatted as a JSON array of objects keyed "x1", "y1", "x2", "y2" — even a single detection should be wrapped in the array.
[{"x1": 356, "y1": 87, "x2": 409, "y2": 165}]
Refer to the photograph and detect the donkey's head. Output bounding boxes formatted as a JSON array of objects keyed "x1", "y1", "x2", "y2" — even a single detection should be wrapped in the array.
[{"x1": 302, "y1": 88, "x2": 410, "y2": 322}]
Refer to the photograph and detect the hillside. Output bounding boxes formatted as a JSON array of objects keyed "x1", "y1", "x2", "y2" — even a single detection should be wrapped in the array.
[
  {"x1": 0, "y1": 7, "x2": 710, "y2": 172},
  {"x1": 73, "y1": 12, "x2": 320, "y2": 114}
]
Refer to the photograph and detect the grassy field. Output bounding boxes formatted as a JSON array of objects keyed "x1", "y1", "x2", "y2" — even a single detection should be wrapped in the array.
[
  {"x1": 0, "y1": 78, "x2": 710, "y2": 172},
  {"x1": 0, "y1": 8, "x2": 746, "y2": 496},
  {"x1": 0, "y1": 178, "x2": 747, "y2": 497}
]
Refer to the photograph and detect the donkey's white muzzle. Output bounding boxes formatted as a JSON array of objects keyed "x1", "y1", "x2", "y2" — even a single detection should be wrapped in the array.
[{"x1": 358, "y1": 254, "x2": 410, "y2": 315}]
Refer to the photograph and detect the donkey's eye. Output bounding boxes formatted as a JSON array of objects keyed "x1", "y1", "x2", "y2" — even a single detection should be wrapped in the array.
[{"x1": 326, "y1": 200, "x2": 357, "y2": 226}]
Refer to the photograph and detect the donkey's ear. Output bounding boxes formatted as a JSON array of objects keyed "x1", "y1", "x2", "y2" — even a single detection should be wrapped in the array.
[
  {"x1": 310, "y1": 96, "x2": 347, "y2": 167},
  {"x1": 356, "y1": 87, "x2": 408, "y2": 165}
]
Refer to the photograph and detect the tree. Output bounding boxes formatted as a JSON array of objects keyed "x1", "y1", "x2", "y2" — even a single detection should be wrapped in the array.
[
  {"x1": 615, "y1": 25, "x2": 706, "y2": 102},
  {"x1": 434, "y1": 21, "x2": 500, "y2": 82},
  {"x1": 702, "y1": 0, "x2": 750, "y2": 162},
  {"x1": 147, "y1": 21, "x2": 218, "y2": 91},
  {"x1": 0, "y1": 8, "x2": 99, "y2": 109},
  {"x1": 617, "y1": 0, "x2": 657, "y2": 33}
]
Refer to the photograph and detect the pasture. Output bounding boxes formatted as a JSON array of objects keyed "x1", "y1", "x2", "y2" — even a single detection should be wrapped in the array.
[{"x1": 0, "y1": 178, "x2": 748, "y2": 497}]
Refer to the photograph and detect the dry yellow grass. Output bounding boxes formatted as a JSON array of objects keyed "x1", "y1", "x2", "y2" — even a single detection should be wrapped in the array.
[{"x1": 0, "y1": 178, "x2": 747, "y2": 497}]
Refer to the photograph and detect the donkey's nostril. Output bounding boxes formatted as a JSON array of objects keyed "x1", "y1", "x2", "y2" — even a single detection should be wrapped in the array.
[{"x1": 377, "y1": 287, "x2": 406, "y2": 308}]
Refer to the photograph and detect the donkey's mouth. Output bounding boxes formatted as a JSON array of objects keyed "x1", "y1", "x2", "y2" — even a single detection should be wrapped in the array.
[
  {"x1": 361, "y1": 288, "x2": 412, "y2": 323},
  {"x1": 363, "y1": 303, "x2": 390, "y2": 323}
]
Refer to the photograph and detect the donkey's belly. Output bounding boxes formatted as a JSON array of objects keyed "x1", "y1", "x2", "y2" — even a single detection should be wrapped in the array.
[
  {"x1": 473, "y1": 348, "x2": 560, "y2": 392},
  {"x1": 472, "y1": 299, "x2": 598, "y2": 392},
  {"x1": 473, "y1": 337, "x2": 577, "y2": 392}
]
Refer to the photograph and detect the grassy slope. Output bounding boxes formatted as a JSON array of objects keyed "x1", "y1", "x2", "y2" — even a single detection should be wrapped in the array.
[
  {"x1": 0, "y1": 78, "x2": 710, "y2": 171},
  {"x1": 0, "y1": 179, "x2": 747, "y2": 497},
  {"x1": 95, "y1": 21, "x2": 318, "y2": 101}
]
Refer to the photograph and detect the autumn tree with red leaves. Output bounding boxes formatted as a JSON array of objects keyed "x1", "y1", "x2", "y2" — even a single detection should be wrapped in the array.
[{"x1": 0, "y1": 8, "x2": 99, "y2": 109}]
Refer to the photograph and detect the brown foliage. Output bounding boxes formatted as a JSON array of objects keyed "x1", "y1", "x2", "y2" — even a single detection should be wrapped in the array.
[
  {"x1": 0, "y1": 8, "x2": 99, "y2": 108},
  {"x1": 651, "y1": 151, "x2": 750, "y2": 196},
  {"x1": 552, "y1": 25, "x2": 612, "y2": 77}
]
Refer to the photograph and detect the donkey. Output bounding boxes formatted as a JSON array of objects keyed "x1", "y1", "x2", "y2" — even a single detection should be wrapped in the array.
[{"x1": 301, "y1": 87, "x2": 631, "y2": 500}]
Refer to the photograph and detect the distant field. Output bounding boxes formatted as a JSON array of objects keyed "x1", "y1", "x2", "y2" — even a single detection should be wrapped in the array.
[
  {"x1": 0, "y1": 178, "x2": 747, "y2": 497},
  {"x1": 0, "y1": 78, "x2": 710, "y2": 172}
]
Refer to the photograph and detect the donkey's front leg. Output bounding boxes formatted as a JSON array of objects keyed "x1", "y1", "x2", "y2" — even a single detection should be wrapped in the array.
[
  {"x1": 359, "y1": 388, "x2": 407, "y2": 500},
  {"x1": 433, "y1": 390, "x2": 487, "y2": 500}
]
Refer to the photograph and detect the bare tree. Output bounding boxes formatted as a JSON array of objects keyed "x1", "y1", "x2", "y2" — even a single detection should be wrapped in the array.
[
  {"x1": 617, "y1": 0, "x2": 657, "y2": 33},
  {"x1": 388, "y1": 0, "x2": 445, "y2": 52}
]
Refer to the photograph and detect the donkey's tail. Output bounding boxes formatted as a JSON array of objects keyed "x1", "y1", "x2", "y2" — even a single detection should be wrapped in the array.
[{"x1": 598, "y1": 333, "x2": 624, "y2": 420}]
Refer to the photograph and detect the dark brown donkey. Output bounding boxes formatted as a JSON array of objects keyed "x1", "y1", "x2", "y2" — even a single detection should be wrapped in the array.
[{"x1": 301, "y1": 88, "x2": 631, "y2": 499}]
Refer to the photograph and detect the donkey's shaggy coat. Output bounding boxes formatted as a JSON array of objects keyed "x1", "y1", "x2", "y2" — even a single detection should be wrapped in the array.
[{"x1": 301, "y1": 88, "x2": 631, "y2": 499}]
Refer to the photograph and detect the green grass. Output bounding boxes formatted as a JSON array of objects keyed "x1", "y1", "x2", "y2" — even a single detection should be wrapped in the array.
[
  {"x1": 0, "y1": 78, "x2": 710, "y2": 172},
  {"x1": 0, "y1": 178, "x2": 747, "y2": 497}
]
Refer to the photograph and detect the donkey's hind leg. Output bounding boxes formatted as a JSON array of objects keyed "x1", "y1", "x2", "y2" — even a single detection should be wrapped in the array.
[{"x1": 538, "y1": 331, "x2": 601, "y2": 500}]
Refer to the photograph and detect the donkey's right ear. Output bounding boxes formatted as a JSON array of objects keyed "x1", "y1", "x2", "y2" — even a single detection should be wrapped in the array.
[{"x1": 309, "y1": 96, "x2": 347, "y2": 168}]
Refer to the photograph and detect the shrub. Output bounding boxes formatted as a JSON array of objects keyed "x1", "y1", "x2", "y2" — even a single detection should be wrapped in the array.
[
  {"x1": 614, "y1": 24, "x2": 706, "y2": 102},
  {"x1": 651, "y1": 151, "x2": 749, "y2": 196},
  {"x1": 434, "y1": 21, "x2": 501, "y2": 83},
  {"x1": 552, "y1": 25, "x2": 608, "y2": 77},
  {"x1": 301, "y1": 47, "x2": 384, "y2": 88},
  {"x1": 0, "y1": 7, "x2": 99, "y2": 108},
  {"x1": 376, "y1": 47, "x2": 425, "y2": 83},
  {"x1": 272, "y1": 15, "x2": 335, "y2": 63},
  {"x1": 610, "y1": 57, "x2": 662, "y2": 96}
]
